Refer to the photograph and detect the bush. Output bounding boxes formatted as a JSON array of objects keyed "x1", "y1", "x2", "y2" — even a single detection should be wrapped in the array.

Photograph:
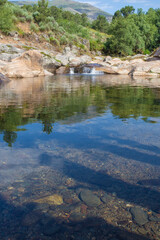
[
  {"x1": 90, "y1": 39, "x2": 104, "y2": 52},
  {"x1": 30, "y1": 22, "x2": 39, "y2": 32},
  {"x1": 49, "y1": 36, "x2": 60, "y2": 46},
  {"x1": 60, "y1": 35, "x2": 68, "y2": 45},
  {"x1": 26, "y1": 14, "x2": 33, "y2": 22}
]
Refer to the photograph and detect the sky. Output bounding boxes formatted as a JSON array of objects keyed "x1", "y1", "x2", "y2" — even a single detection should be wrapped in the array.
[{"x1": 77, "y1": 0, "x2": 160, "y2": 14}]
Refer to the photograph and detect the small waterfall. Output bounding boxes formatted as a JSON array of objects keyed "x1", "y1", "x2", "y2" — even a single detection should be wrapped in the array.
[
  {"x1": 83, "y1": 67, "x2": 104, "y2": 75},
  {"x1": 69, "y1": 68, "x2": 75, "y2": 74}
]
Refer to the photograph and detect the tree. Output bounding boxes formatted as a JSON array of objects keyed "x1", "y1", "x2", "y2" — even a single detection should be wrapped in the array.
[
  {"x1": 92, "y1": 15, "x2": 109, "y2": 33},
  {"x1": 81, "y1": 13, "x2": 89, "y2": 27},
  {"x1": 113, "y1": 10, "x2": 122, "y2": 20},
  {"x1": 104, "y1": 18, "x2": 145, "y2": 56},
  {"x1": 33, "y1": 0, "x2": 50, "y2": 23},
  {"x1": 121, "y1": 6, "x2": 135, "y2": 17}
]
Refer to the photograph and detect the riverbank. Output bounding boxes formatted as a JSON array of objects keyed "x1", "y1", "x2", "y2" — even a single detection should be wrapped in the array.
[{"x1": 0, "y1": 39, "x2": 160, "y2": 80}]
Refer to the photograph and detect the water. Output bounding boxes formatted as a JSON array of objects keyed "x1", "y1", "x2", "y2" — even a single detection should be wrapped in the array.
[
  {"x1": 69, "y1": 67, "x2": 104, "y2": 75},
  {"x1": 0, "y1": 74, "x2": 160, "y2": 239}
]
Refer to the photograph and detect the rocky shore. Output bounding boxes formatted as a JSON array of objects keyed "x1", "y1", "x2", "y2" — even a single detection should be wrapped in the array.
[{"x1": 0, "y1": 42, "x2": 160, "y2": 80}]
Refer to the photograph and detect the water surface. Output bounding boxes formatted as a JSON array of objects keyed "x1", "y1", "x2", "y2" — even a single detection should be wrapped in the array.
[{"x1": 0, "y1": 75, "x2": 160, "y2": 240}]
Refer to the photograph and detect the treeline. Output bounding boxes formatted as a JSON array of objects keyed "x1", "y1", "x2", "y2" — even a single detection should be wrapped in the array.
[
  {"x1": 104, "y1": 6, "x2": 160, "y2": 55},
  {"x1": 0, "y1": 0, "x2": 159, "y2": 56}
]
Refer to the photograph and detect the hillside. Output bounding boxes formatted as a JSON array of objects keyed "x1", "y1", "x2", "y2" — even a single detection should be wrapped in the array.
[{"x1": 11, "y1": 0, "x2": 113, "y2": 21}]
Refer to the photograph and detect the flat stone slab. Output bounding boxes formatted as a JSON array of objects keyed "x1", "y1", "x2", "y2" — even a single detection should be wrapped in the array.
[
  {"x1": 130, "y1": 207, "x2": 149, "y2": 226},
  {"x1": 79, "y1": 189, "x2": 102, "y2": 207}
]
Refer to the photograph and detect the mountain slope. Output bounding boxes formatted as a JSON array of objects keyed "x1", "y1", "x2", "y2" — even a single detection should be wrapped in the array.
[{"x1": 11, "y1": 0, "x2": 113, "y2": 20}]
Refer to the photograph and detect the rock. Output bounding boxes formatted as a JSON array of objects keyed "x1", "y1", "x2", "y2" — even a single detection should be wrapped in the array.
[
  {"x1": 34, "y1": 194, "x2": 63, "y2": 205},
  {"x1": 1, "y1": 50, "x2": 53, "y2": 78},
  {"x1": 55, "y1": 53, "x2": 69, "y2": 66},
  {"x1": 0, "y1": 53, "x2": 20, "y2": 62},
  {"x1": 130, "y1": 207, "x2": 149, "y2": 226},
  {"x1": 130, "y1": 54, "x2": 146, "y2": 59},
  {"x1": 0, "y1": 43, "x2": 24, "y2": 54},
  {"x1": 153, "y1": 47, "x2": 160, "y2": 58},
  {"x1": 43, "y1": 56, "x2": 61, "y2": 73},
  {"x1": 71, "y1": 45, "x2": 79, "y2": 55},
  {"x1": 22, "y1": 212, "x2": 40, "y2": 226},
  {"x1": 63, "y1": 47, "x2": 71, "y2": 54},
  {"x1": 42, "y1": 221, "x2": 61, "y2": 236},
  {"x1": 104, "y1": 56, "x2": 112, "y2": 62},
  {"x1": 94, "y1": 56, "x2": 160, "y2": 76},
  {"x1": 9, "y1": 31, "x2": 18, "y2": 37},
  {"x1": 56, "y1": 66, "x2": 67, "y2": 74},
  {"x1": 69, "y1": 212, "x2": 84, "y2": 221},
  {"x1": 101, "y1": 194, "x2": 113, "y2": 203},
  {"x1": 132, "y1": 61, "x2": 160, "y2": 76},
  {"x1": 94, "y1": 56, "x2": 104, "y2": 61},
  {"x1": 0, "y1": 73, "x2": 10, "y2": 83},
  {"x1": 95, "y1": 66, "x2": 118, "y2": 74},
  {"x1": 149, "y1": 212, "x2": 160, "y2": 222},
  {"x1": 79, "y1": 189, "x2": 102, "y2": 207},
  {"x1": 69, "y1": 55, "x2": 92, "y2": 67}
]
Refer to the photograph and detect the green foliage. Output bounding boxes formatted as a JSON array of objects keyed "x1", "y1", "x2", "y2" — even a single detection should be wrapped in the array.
[
  {"x1": 33, "y1": 0, "x2": 50, "y2": 23},
  {"x1": 30, "y1": 22, "x2": 39, "y2": 32},
  {"x1": 49, "y1": 36, "x2": 60, "y2": 46},
  {"x1": 105, "y1": 6, "x2": 160, "y2": 56},
  {"x1": 0, "y1": 2, "x2": 13, "y2": 34},
  {"x1": 60, "y1": 35, "x2": 68, "y2": 45},
  {"x1": 92, "y1": 15, "x2": 109, "y2": 33}
]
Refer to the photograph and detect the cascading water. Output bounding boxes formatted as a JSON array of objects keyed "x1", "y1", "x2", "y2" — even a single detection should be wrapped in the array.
[
  {"x1": 83, "y1": 67, "x2": 104, "y2": 75},
  {"x1": 69, "y1": 66, "x2": 104, "y2": 75},
  {"x1": 69, "y1": 68, "x2": 75, "y2": 74}
]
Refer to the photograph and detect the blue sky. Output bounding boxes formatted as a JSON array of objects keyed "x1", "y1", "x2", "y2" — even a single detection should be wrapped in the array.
[{"x1": 77, "y1": 0, "x2": 160, "y2": 14}]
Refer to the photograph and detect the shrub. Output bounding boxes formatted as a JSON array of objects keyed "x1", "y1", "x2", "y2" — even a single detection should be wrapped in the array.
[
  {"x1": 49, "y1": 36, "x2": 60, "y2": 46},
  {"x1": 30, "y1": 22, "x2": 39, "y2": 32},
  {"x1": 60, "y1": 35, "x2": 68, "y2": 45},
  {"x1": 26, "y1": 14, "x2": 33, "y2": 22}
]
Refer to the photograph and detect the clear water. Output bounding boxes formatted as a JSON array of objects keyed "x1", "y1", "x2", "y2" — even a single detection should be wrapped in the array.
[{"x1": 0, "y1": 74, "x2": 160, "y2": 240}]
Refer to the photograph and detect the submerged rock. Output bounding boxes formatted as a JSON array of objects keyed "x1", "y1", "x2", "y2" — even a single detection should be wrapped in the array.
[
  {"x1": 34, "y1": 194, "x2": 63, "y2": 205},
  {"x1": 79, "y1": 189, "x2": 102, "y2": 207},
  {"x1": 130, "y1": 207, "x2": 149, "y2": 226},
  {"x1": 42, "y1": 221, "x2": 61, "y2": 236}
]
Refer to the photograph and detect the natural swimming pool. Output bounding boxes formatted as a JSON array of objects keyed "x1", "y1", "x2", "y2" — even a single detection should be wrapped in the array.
[{"x1": 0, "y1": 74, "x2": 160, "y2": 240}]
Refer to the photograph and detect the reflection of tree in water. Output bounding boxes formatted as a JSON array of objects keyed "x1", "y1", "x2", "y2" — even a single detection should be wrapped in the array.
[
  {"x1": 3, "y1": 131, "x2": 17, "y2": 147},
  {"x1": 0, "y1": 85, "x2": 160, "y2": 146}
]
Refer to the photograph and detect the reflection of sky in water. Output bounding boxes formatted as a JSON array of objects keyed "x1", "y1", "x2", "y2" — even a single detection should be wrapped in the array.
[{"x1": 0, "y1": 75, "x2": 160, "y2": 187}]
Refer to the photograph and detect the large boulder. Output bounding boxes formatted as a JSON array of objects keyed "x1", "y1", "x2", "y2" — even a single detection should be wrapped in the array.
[
  {"x1": 132, "y1": 61, "x2": 160, "y2": 76},
  {"x1": 1, "y1": 50, "x2": 53, "y2": 78}
]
